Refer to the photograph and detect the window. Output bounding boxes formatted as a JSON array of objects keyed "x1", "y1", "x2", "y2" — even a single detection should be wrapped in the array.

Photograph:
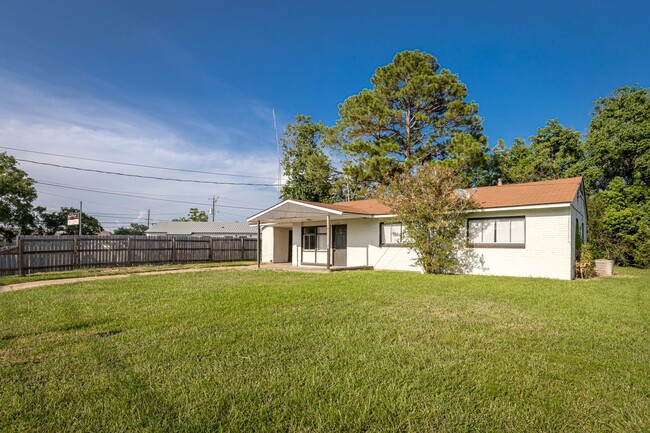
[
  {"x1": 303, "y1": 226, "x2": 327, "y2": 251},
  {"x1": 303, "y1": 227, "x2": 316, "y2": 250},
  {"x1": 467, "y1": 217, "x2": 525, "y2": 247},
  {"x1": 380, "y1": 222, "x2": 404, "y2": 245},
  {"x1": 316, "y1": 227, "x2": 327, "y2": 251}
]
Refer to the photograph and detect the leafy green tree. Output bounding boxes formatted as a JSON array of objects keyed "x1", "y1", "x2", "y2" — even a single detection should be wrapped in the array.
[
  {"x1": 173, "y1": 208, "x2": 209, "y2": 222},
  {"x1": 583, "y1": 85, "x2": 649, "y2": 190},
  {"x1": 0, "y1": 152, "x2": 38, "y2": 242},
  {"x1": 35, "y1": 207, "x2": 103, "y2": 235},
  {"x1": 582, "y1": 85, "x2": 650, "y2": 267},
  {"x1": 280, "y1": 115, "x2": 336, "y2": 202},
  {"x1": 336, "y1": 50, "x2": 487, "y2": 194},
  {"x1": 380, "y1": 164, "x2": 478, "y2": 274},
  {"x1": 113, "y1": 223, "x2": 149, "y2": 235},
  {"x1": 489, "y1": 138, "x2": 532, "y2": 184},
  {"x1": 587, "y1": 178, "x2": 649, "y2": 267},
  {"x1": 492, "y1": 119, "x2": 584, "y2": 183}
]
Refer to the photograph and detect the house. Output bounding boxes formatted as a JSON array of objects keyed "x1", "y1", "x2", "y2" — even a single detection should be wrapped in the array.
[
  {"x1": 247, "y1": 177, "x2": 587, "y2": 280},
  {"x1": 145, "y1": 221, "x2": 257, "y2": 238}
]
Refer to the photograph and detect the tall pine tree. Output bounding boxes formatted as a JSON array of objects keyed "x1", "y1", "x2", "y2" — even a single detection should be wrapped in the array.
[{"x1": 336, "y1": 50, "x2": 487, "y2": 196}]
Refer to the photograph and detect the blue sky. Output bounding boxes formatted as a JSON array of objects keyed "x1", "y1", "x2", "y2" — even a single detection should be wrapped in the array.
[{"x1": 0, "y1": 0, "x2": 648, "y2": 229}]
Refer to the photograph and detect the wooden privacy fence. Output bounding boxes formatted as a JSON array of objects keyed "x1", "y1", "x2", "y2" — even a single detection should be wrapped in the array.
[{"x1": 0, "y1": 235, "x2": 259, "y2": 276}]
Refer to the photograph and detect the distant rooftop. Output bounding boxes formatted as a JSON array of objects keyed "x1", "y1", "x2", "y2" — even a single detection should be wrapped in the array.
[{"x1": 146, "y1": 221, "x2": 257, "y2": 236}]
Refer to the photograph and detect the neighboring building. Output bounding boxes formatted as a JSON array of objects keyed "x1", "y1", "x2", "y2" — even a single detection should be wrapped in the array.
[
  {"x1": 145, "y1": 221, "x2": 257, "y2": 238},
  {"x1": 247, "y1": 177, "x2": 587, "y2": 280}
]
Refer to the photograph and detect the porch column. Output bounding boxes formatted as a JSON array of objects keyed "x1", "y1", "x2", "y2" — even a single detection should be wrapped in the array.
[
  {"x1": 326, "y1": 214, "x2": 331, "y2": 270},
  {"x1": 256, "y1": 221, "x2": 261, "y2": 269}
]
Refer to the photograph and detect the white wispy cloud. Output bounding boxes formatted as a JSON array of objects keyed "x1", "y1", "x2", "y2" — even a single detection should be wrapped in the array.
[{"x1": 0, "y1": 70, "x2": 283, "y2": 231}]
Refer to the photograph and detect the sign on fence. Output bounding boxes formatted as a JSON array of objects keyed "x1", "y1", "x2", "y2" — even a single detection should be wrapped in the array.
[
  {"x1": 67, "y1": 215, "x2": 80, "y2": 226},
  {"x1": 0, "y1": 235, "x2": 259, "y2": 276}
]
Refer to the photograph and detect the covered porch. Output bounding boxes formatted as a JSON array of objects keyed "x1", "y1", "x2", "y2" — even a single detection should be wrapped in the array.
[{"x1": 247, "y1": 199, "x2": 391, "y2": 270}]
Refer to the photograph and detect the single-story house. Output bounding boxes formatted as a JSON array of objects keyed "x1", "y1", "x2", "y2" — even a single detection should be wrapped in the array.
[
  {"x1": 247, "y1": 177, "x2": 587, "y2": 280},
  {"x1": 145, "y1": 221, "x2": 257, "y2": 238}
]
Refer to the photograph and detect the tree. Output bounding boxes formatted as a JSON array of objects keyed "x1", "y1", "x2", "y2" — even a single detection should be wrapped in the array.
[
  {"x1": 492, "y1": 119, "x2": 584, "y2": 184},
  {"x1": 0, "y1": 152, "x2": 38, "y2": 242},
  {"x1": 35, "y1": 207, "x2": 103, "y2": 235},
  {"x1": 280, "y1": 115, "x2": 337, "y2": 203},
  {"x1": 336, "y1": 50, "x2": 487, "y2": 195},
  {"x1": 113, "y1": 223, "x2": 149, "y2": 235},
  {"x1": 583, "y1": 85, "x2": 649, "y2": 191},
  {"x1": 582, "y1": 85, "x2": 650, "y2": 267},
  {"x1": 380, "y1": 164, "x2": 478, "y2": 274},
  {"x1": 587, "y1": 178, "x2": 650, "y2": 268},
  {"x1": 173, "y1": 208, "x2": 209, "y2": 222}
]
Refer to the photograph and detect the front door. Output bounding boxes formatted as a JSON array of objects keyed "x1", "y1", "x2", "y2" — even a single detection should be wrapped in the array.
[{"x1": 332, "y1": 225, "x2": 347, "y2": 267}]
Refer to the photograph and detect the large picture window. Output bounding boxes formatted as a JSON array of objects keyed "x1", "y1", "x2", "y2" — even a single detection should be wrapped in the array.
[
  {"x1": 467, "y1": 217, "x2": 525, "y2": 248},
  {"x1": 303, "y1": 226, "x2": 327, "y2": 251},
  {"x1": 380, "y1": 222, "x2": 404, "y2": 245}
]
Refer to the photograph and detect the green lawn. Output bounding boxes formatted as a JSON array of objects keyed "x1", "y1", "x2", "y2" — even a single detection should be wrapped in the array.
[{"x1": 1, "y1": 268, "x2": 649, "y2": 432}]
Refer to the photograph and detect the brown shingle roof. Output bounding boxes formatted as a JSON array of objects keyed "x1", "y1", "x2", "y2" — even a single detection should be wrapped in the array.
[
  {"x1": 469, "y1": 177, "x2": 582, "y2": 209},
  {"x1": 293, "y1": 177, "x2": 582, "y2": 215},
  {"x1": 294, "y1": 199, "x2": 392, "y2": 215}
]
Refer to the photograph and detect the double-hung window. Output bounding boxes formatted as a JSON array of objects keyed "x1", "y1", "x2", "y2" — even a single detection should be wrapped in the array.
[
  {"x1": 380, "y1": 222, "x2": 404, "y2": 245},
  {"x1": 303, "y1": 226, "x2": 327, "y2": 251},
  {"x1": 467, "y1": 217, "x2": 525, "y2": 248}
]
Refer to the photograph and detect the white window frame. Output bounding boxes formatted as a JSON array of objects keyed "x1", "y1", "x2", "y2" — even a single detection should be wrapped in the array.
[{"x1": 380, "y1": 222, "x2": 404, "y2": 246}]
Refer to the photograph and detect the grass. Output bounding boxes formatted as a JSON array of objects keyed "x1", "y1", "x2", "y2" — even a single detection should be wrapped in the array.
[
  {"x1": 1, "y1": 268, "x2": 649, "y2": 432},
  {"x1": 0, "y1": 261, "x2": 255, "y2": 286}
]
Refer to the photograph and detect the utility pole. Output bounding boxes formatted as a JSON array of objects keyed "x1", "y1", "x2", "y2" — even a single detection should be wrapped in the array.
[
  {"x1": 79, "y1": 201, "x2": 83, "y2": 236},
  {"x1": 210, "y1": 195, "x2": 218, "y2": 222},
  {"x1": 147, "y1": 209, "x2": 150, "y2": 227}
]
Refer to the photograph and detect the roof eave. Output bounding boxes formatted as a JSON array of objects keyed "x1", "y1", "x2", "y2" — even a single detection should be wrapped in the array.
[
  {"x1": 247, "y1": 199, "x2": 344, "y2": 223},
  {"x1": 470, "y1": 202, "x2": 571, "y2": 213}
]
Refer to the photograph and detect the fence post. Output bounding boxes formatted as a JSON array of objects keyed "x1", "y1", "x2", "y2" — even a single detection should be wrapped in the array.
[
  {"x1": 208, "y1": 237, "x2": 213, "y2": 261},
  {"x1": 127, "y1": 237, "x2": 132, "y2": 266},
  {"x1": 17, "y1": 236, "x2": 24, "y2": 276},
  {"x1": 73, "y1": 237, "x2": 79, "y2": 269},
  {"x1": 241, "y1": 238, "x2": 245, "y2": 261},
  {"x1": 171, "y1": 238, "x2": 176, "y2": 264}
]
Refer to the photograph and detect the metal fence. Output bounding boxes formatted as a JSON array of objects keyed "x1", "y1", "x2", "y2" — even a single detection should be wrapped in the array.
[{"x1": 0, "y1": 235, "x2": 259, "y2": 276}]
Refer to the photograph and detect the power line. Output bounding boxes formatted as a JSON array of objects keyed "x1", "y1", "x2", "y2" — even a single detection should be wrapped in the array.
[
  {"x1": 37, "y1": 181, "x2": 271, "y2": 216},
  {"x1": 37, "y1": 190, "x2": 250, "y2": 221},
  {"x1": 36, "y1": 180, "x2": 262, "y2": 210},
  {"x1": 18, "y1": 158, "x2": 279, "y2": 186},
  {"x1": 1, "y1": 145, "x2": 277, "y2": 180},
  {"x1": 37, "y1": 190, "x2": 144, "y2": 212},
  {"x1": 38, "y1": 184, "x2": 352, "y2": 219}
]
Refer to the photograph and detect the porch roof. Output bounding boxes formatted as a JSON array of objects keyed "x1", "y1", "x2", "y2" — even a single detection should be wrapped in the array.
[{"x1": 247, "y1": 199, "x2": 392, "y2": 224}]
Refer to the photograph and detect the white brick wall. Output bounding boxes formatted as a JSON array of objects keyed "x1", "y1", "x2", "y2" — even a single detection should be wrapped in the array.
[
  {"x1": 264, "y1": 201, "x2": 581, "y2": 279},
  {"x1": 465, "y1": 207, "x2": 573, "y2": 280}
]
